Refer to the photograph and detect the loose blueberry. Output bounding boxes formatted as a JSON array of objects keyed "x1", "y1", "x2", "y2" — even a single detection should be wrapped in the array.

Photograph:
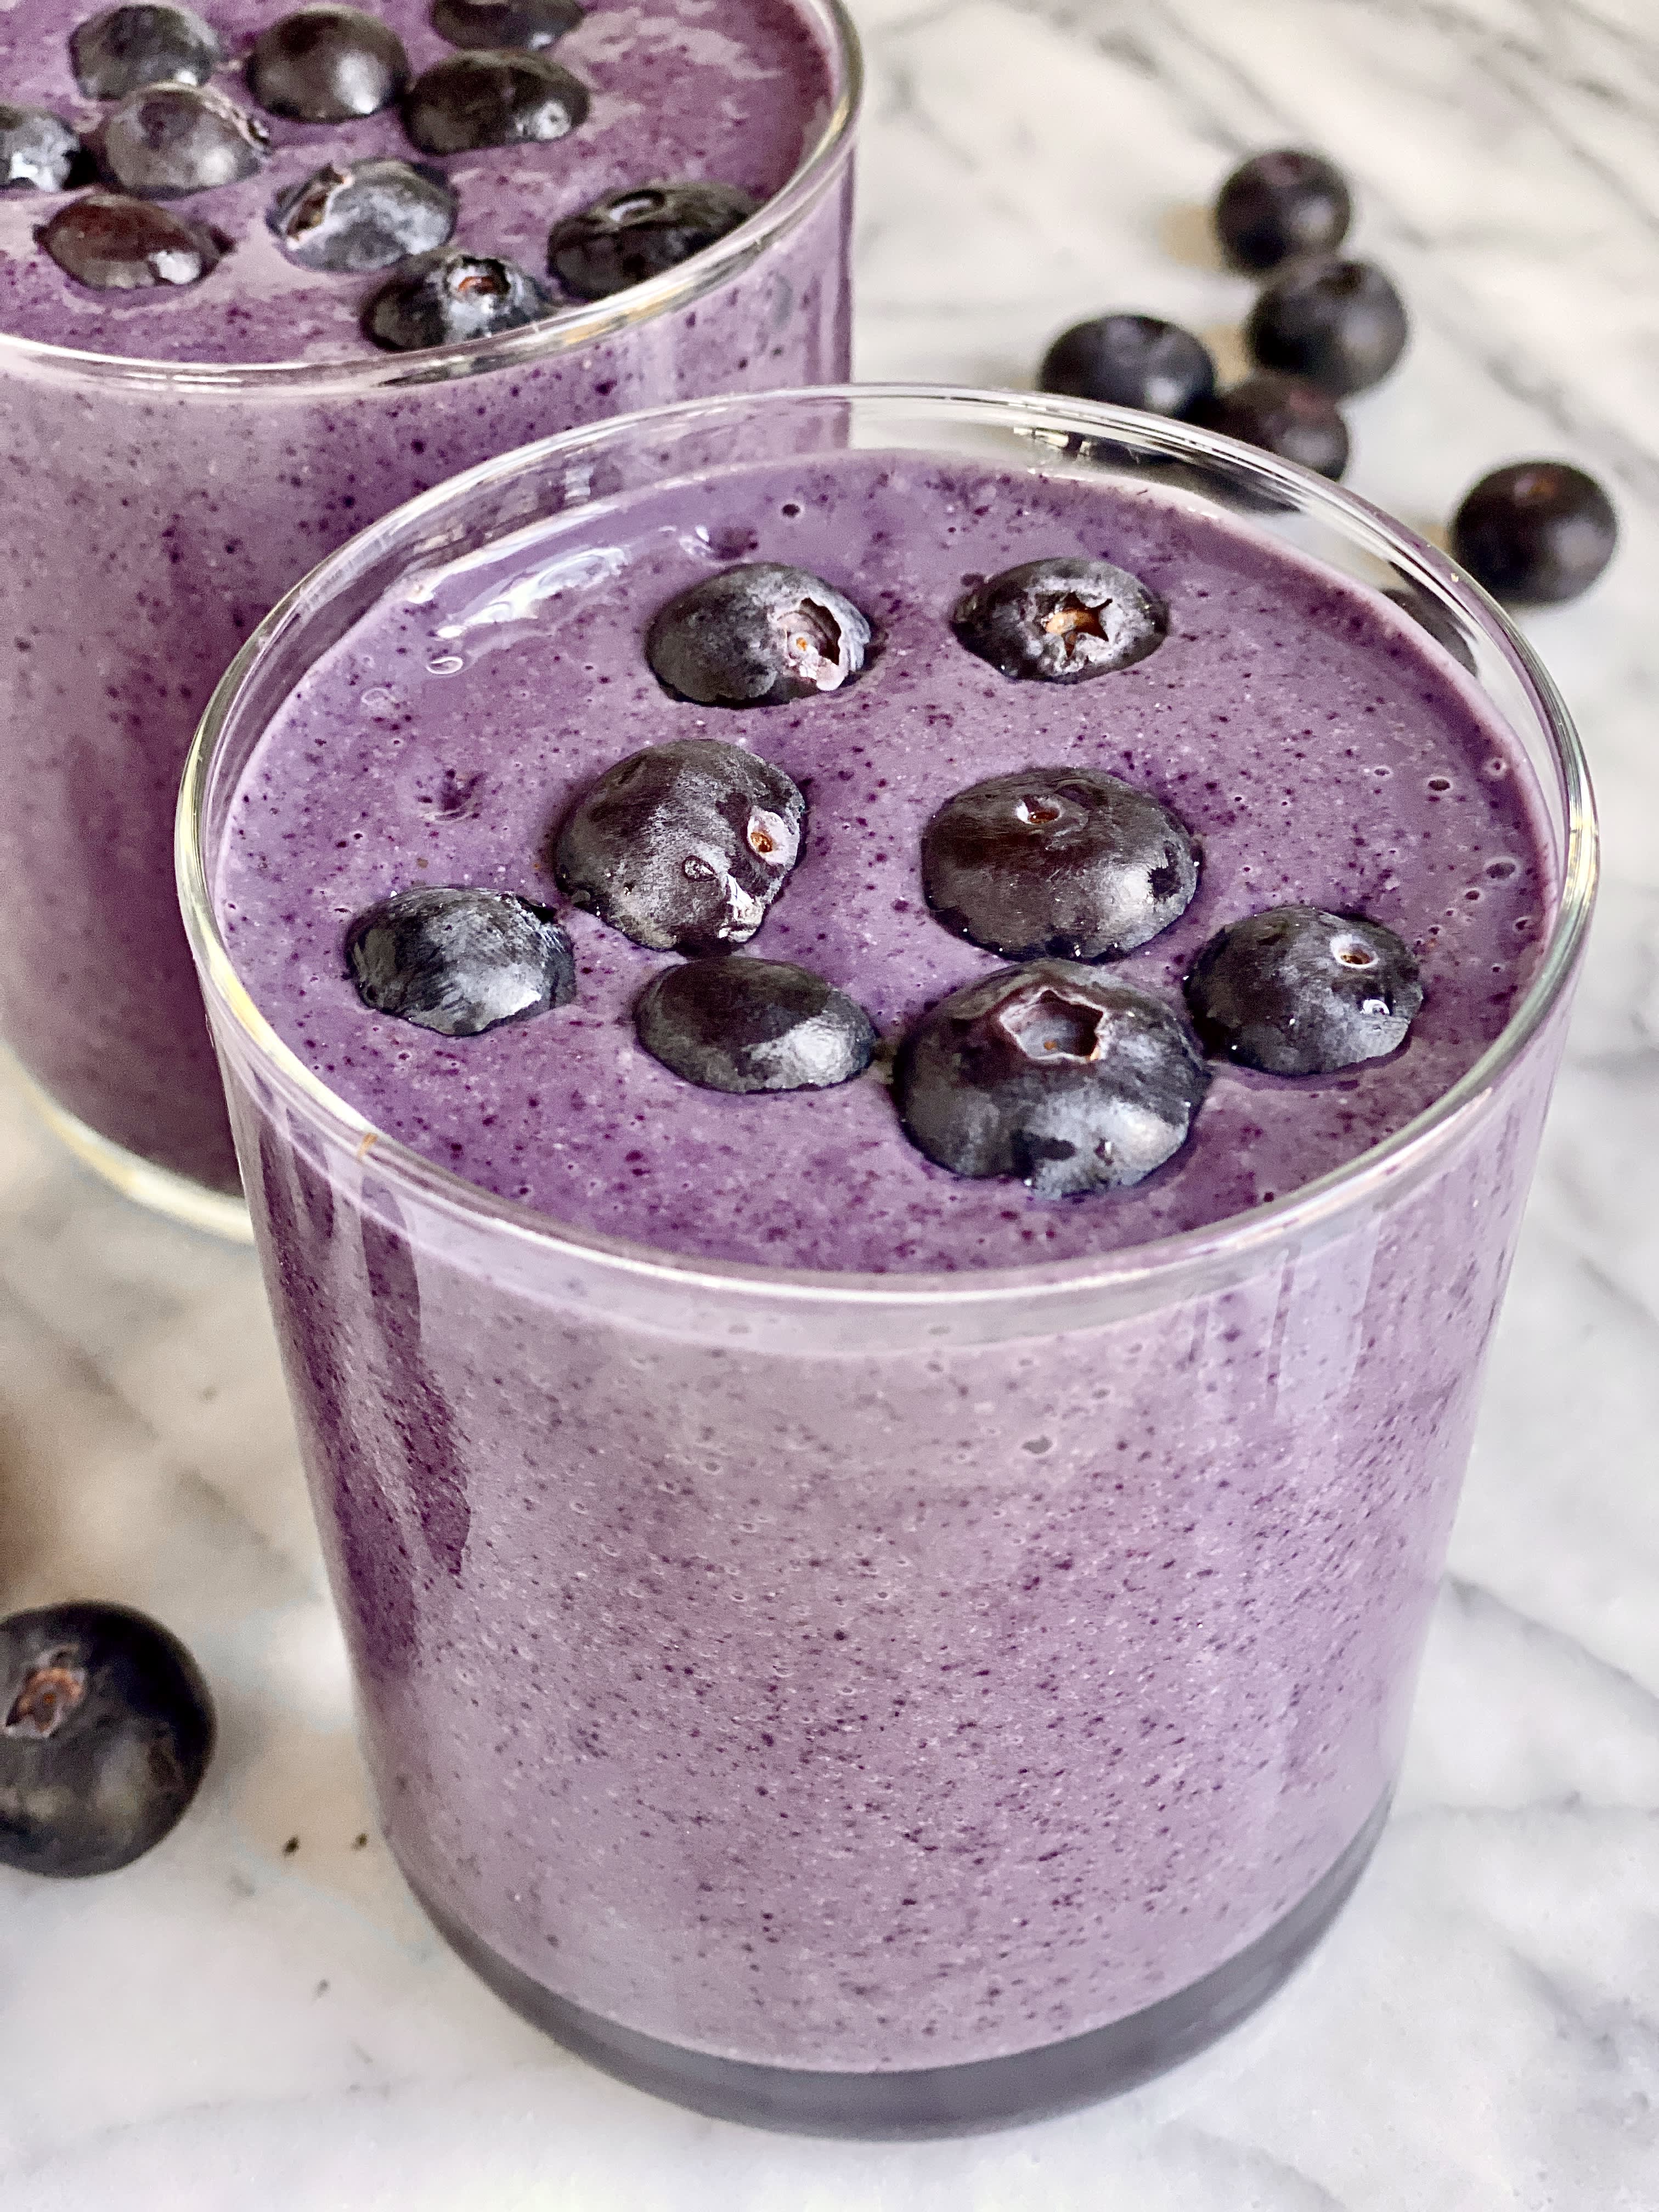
[
  {"x1": 270, "y1": 157, "x2": 456, "y2": 272},
  {"x1": 1246, "y1": 256, "x2": 1408, "y2": 398},
  {"x1": 363, "y1": 246, "x2": 549, "y2": 349},
  {"x1": 431, "y1": 0, "x2": 584, "y2": 51},
  {"x1": 346, "y1": 886, "x2": 574, "y2": 1035},
  {"x1": 1038, "y1": 313, "x2": 1216, "y2": 419},
  {"x1": 402, "y1": 49, "x2": 588, "y2": 155},
  {"x1": 548, "y1": 179, "x2": 759, "y2": 300},
  {"x1": 1214, "y1": 148, "x2": 1351, "y2": 273},
  {"x1": 1184, "y1": 905, "x2": 1424, "y2": 1075},
  {"x1": 39, "y1": 188, "x2": 224, "y2": 287},
  {"x1": 922, "y1": 767, "x2": 1199, "y2": 961},
  {"x1": 646, "y1": 562, "x2": 871, "y2": 708},
  {"x1": 894, "y1": 962, "x2": 1208, "y2": 1197},
  {"x1": 1190, "y1": 373, "x2": 1350, "y2": 481},
  {"x1": 1449, "y1": 461, "x2": 1617, "y2": 607},
  {"x1": 635, "y1": 956, "x2": 875, "y2": 1094},
  {"x1": 0, "y1": 104, "x2": 83, "y2": 192},
  {"x1": 951, "y1": 557, "x2": 1167, "y2": 685},
  {"x1": 70, "y1": 4, "x2": 223, "y2": 99},
  {"x1": 99, "y1": 83, "x2": 268, "y2": 198},
  {"x1": 248, "y1": 6, "x2": 409, "y2": 123},
  {"x1": 0, "y1": 1601, "x2": 215, "y2": 1879},
  {"x1": 555, "y1": 738, "x2": 806, "y2": 955}
]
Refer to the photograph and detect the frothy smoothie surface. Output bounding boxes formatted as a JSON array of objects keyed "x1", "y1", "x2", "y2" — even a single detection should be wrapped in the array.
[
  {"x1": 0, "y1": 0, "x2": 831, "y2": 363},
  {"x1": 217, "y1": 456, "x2": 1556, "y2": 1272}
]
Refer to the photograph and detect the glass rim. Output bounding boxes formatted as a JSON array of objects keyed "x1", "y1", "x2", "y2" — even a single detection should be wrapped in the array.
[
  {"x1": 0, "y1": 0, "x2": 860, "y2": 397},
  {"x1": 177, "y1": 382, "x2": 1599, "y2": 1313}
]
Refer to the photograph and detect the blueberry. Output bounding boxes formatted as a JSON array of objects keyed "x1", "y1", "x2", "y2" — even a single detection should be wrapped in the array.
[
  {"x1": 1184, "y1": 905, "x2": 1423, "y2": 1075},
  {"x1": 1214, "y1": 148, "x2": 1352, "y2": 273},
  {"x1": 646, "y1": 563, "x2": 871, "y2": 709},
  {"x1": 1190, "y1": 373, "x2": 1349, "y2": 481},
  {"x1": 554, "y1": 738, "x2": 806, "y2": 954},
  {"x1": 894, "y1": 962, "x2": 1208, "y2": 1197},
  {"x1": 402, "y1": 49, "x2": 588, "y2": 155},
  {"x1": 922, "y1": 767, "x2": 1198, "y2": 962},
  {"x1": 548, "y1": 179, "x2": 759, "y2": 301},
  {"x1": 0, "y1": 1602, "x2": 215, "y2": 1879},
  {"x1": 39, "y1": 188, "x2": 224, "y2": 287},
  {"x1": 431, "y1": 0, "x2": 584, "y2": 52},
  {"x1": 1449, "y1": 461, "x2": 1617, "y2": 607},
  {"x1": 346, "y1": 886, "x2": 575, "y2": 1035},
  {"x1": 70, "y1": 4, "x2": 224, "y2": 99},
  {"x1": 951, "y1": 557, "x2": 1167, "y2": 685},
  {"x1": 99, "y1": 83, "x2": 268, "y2": 198},
  {"x1": 270, "y1": 157, "x2": 456, "y2": 272},
  {"x1": 1246, "y1": 256, "x2": 1408, "y2": 398},
  {"x1": 248, "y1": 6, "x2": 410, "y2": 123},
  {"x1": 363, "y1": 246, "x2": 549, "y2": 349},
  {"x1": 635, "y1": 956, "x2": 875, "y2": 1094},
  {"x1": 0, "y1": 104, "x2": 83, "y2": 192},
  {"x1": 1038, "y1": 313, "x2": 1216, "y2": 419}
]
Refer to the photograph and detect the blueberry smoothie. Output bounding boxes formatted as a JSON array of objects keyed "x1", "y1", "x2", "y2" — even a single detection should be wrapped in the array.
[
  {"x1": 184, "y1": 394, "x2": 1590, "y2": 2131},
  {"x1": 0, "y1": 0, "x2": 855, "y2": 1211}
]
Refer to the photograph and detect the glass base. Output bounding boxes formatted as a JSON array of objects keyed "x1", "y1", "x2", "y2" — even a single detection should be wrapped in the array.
[
  {"x1": 16, "y1": 1069, "x2": 251, "y2": 1244},
  {"x1": 408, "y1": 1793, "x2": 1390, "y2": 2138}
]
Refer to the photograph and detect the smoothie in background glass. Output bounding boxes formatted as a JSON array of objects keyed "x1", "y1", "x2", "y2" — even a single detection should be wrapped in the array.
[
  {"x1": 179, "y1": 389, "x2": 1594, "y2": 2133},
  {"x1": 0, "y1": 0, "x2": 857, "y2": 1232}
]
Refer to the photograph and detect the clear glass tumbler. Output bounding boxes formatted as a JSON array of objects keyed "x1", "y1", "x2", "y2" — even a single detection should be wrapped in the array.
[{"x1": 179, "y1": 388, "x2": 1595, "y2": 2133}]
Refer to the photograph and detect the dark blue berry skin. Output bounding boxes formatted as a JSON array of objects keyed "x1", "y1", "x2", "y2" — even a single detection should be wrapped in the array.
[
  {"x1": 0, "y1": 104, "x2": 83, "y2": 191},
  {"x1": 1184, "y1": 905, "x2": 1423, "y2": 1075},
  {"x1": 646, "y1": 563, "x2": 872, "y2": 708},
  {"x1": 363, "y1": 246, "x2": 549, "y2": 349},
  {"x1": 895, "y1": 962, "x2": 1209, "y2": 1197},
  {"x1": 1246, "y1": 256, "x2": 1408, "y2": 399},
  {"x1": 1191, "y1": 373, "x2": 1349, "y2": 481},
  {"x1": 70, "y1": 4, "x2": 224, "y2": 99},
  {"x1": 1039, "y1": 314, "x2": 1216, "y2": 419},
  {"x1": 922, "y1": 766, "x2": 1198, "y2": 962},
  {"x1": 431, "y1": 0, "x2": 585, "y2": 52},
  {"x1": 0, "y1": 1602, "x2": 215, "y2": 1879},
  {"x1": 635, "y1": 956, "x2": 876, "y2": 1094},
  {"x1": 1214, "y1": 149, "x2": 1351, "y2": 273},
  {"x1": 39, "y1": 189, "x2": 224, "y2": 287},
  {"x1": 555, "y1": 737, "x2": 805, "y2": 955},
  {"x1": 346, "y1": 886, "x2": 575, "y2": 1035},
  {"x1": 99, "y1": 83, "x2": 268, "y2": 198},
  {"x1": 249, "y1": 6, "x2": 410, "y2": 123},
  {"x1": 402, "y1": 49, "x2": 589, "y2": 155},
  {"x1": 270, "y1": 157, "x2": 456, "y2": 271},
  {"x1": 548, "y1": 179, "x2": 758, "y2": 300},
  {"x1": 951, "y1": 557, "x2": 1167, "y2": 685},
  {"x1": 1450, "y1": 462, "x2": 1617, "y2": 607}
]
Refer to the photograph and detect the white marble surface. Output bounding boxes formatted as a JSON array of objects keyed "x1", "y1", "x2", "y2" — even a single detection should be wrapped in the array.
[{"x1": 4, "y1": 0, "x2": 1659, "y2": 2202}]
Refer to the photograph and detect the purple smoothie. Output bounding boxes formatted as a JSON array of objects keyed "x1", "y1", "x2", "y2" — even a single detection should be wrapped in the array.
[{"x1": 0, "y1": 0, "x2": 853, "y2": 1200}]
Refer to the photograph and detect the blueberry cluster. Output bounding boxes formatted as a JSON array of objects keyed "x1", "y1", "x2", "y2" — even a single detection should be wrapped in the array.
[
  {"x1": 15, "y1": 3, "x2": 760, "y2": 352},
  {"x1": 346, "y1": 554, "x2": 1426, "y2": 1200}
]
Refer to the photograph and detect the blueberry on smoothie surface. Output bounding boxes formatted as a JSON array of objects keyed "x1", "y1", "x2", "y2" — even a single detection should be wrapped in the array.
[
  {"x1": 70, "y1": 4, "x2": 224, "y2": 100},
  {"x1": 1450, "y1": 462, "x2": 1618, "y2": 606},
  {"x1": 270, "y1": 157, "x2": 456, "y2": 272},
  {"x1": 635, "y1": 957, "x2": 876, "y2": 1094},
  {"x1": 554, "y1": 737, "x2": 806, "y2": 955},
  {"x1": 922, "y1": 767, "x2": 1199, "y2": 962},
  {"x1": 1191, "y1": 373, "x2": 1350, "y2": 481},
  {"x1": 895, "y1": 962, "x2": 1209, "y2": 1197},
  {"x1": 1037, "y1": 313, "x2": 1216, "y2": 419},
  {"x1": 548, "y1": 180, "x2": 759, "y2": 300},
  {"x1": 646, "y1": 563, "x2": 872, "y2": 708},
  {"x1": 248, "y1": 5, "x2": 410, "y2": 123},
  {"x1": 431, "y1": 0, "x2": 585, "y2": 52},
  {"x1": 1184, "y1": 905, "x2": 1424, "y2": 1076},
  {"x1": 1214, "y1": 149, "x2": 1352, "y2": 273},
  {"x1": 951, "y1": 557, "x2": 1167, "y2": 684},
  {"x1": 0, "y1": 1602, "x2": 215, "y2": 1880},
  {"x1": 1246, "y1": 256, "x2": 1409, "y2": 398},
  {"x1": 98, "y1": 82, "x2": 269, "y2": 198},
  {"x1": 346, "y1": 886, "x2": 575, "y2": 1036},
  {"x1": 0, "y1": 104, "x2": 83, "y2": 193},
  {"x1": 402, "y1": 48, "x2": 589, "y2": 155},
  {"x1": 363, "y1": 245, "x2": 549, "y2": 348},
  {"x1": 39, "y1": 188, "x2": 224, "y2": 287}
]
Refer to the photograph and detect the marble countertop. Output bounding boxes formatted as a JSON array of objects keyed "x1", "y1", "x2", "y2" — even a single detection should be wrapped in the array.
[{"x1": 4, "y1": 0, "x2": 1658, "y2": 2202}]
